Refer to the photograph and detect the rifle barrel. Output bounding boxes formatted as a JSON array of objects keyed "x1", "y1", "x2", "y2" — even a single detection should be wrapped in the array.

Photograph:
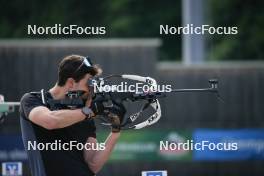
[{"x1": 170, "y1": 88, "x2": 217, "y2": 93}]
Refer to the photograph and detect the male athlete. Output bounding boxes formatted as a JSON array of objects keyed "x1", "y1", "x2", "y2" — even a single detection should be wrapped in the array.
[{"x1": 19, "y1": 55, "x2": 126, "y2": 176}]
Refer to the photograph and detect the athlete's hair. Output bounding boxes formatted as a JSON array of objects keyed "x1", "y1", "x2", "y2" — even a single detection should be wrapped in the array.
[{"x1": 57, "y1": 55, "x2": 102, "y2": 86}]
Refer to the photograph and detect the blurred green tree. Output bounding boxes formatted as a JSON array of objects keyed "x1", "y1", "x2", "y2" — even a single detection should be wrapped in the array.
[
  {"x1": 207, "y1": 0, "x2": 264, "y2": 60},
  {"x1": 0, "y1": 0, "x2": 263, "y2": 60}
]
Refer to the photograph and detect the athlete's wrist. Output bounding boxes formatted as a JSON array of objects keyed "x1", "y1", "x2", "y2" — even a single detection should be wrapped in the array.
[
  {"x1": 81, "y1": 107, "x2": 94, "y2": 120},
  {"x1": 111, "y1": 131, "x2": 121, "y2": 137}
]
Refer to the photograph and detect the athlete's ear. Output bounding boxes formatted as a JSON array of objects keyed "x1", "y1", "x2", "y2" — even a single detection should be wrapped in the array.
[{"x1": 66, "y1": 78, "x2": 75, "y2": 89}]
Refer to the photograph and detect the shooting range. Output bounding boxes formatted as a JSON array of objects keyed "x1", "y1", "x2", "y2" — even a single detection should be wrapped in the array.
[{"x1": 0, "y1": 0, "x2": 264, "y2": 176}]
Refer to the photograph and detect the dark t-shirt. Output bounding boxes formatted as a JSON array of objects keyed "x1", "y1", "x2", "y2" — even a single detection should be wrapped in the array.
[{"x1": 19, "y1": 92, "x2": 96, "y2": 176}]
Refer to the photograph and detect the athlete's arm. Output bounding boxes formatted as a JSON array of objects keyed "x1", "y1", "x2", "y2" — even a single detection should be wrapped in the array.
[
  {"x1": 28, "y1": 106, "x2": 87, "y2": 129},
  {"x1": 84, "y1": 132, "x2": 120, "y2": 174}
]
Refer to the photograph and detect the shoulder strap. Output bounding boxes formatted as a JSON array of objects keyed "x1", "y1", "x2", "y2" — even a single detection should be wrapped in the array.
[
  {"x1": 29, "y1": 89, "x2": 49, "y2": 105},
  {"x1": 40, "y1": 89, "x2": 46, "y2": 105}
]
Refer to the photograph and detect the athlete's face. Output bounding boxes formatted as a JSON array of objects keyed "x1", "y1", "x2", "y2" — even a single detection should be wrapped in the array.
[{"x1": 71, "y1": 73, "x2": 93, "y2": 99}]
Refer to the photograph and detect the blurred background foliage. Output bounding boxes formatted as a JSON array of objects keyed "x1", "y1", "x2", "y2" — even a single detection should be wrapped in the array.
[
  {"x1": 0, "y1": 0, "x2": 263, "y2": 61},
  {"x1": 207, "y1": 0, "x2": 264, "y2": 60}
]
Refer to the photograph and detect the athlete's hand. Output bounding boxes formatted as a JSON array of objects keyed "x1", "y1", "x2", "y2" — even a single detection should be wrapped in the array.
[
  {"x1": 89, "y1": 95, "x2": 105, "y2": 116},
  {"x1": 107, "y1": 103, "x2": 126, "y2": 133}
]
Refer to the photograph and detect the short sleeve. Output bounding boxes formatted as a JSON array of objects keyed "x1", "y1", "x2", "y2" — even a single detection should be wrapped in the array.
[{"x1": 19, "y1": 93, "x2": 45, "y2": 119}]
